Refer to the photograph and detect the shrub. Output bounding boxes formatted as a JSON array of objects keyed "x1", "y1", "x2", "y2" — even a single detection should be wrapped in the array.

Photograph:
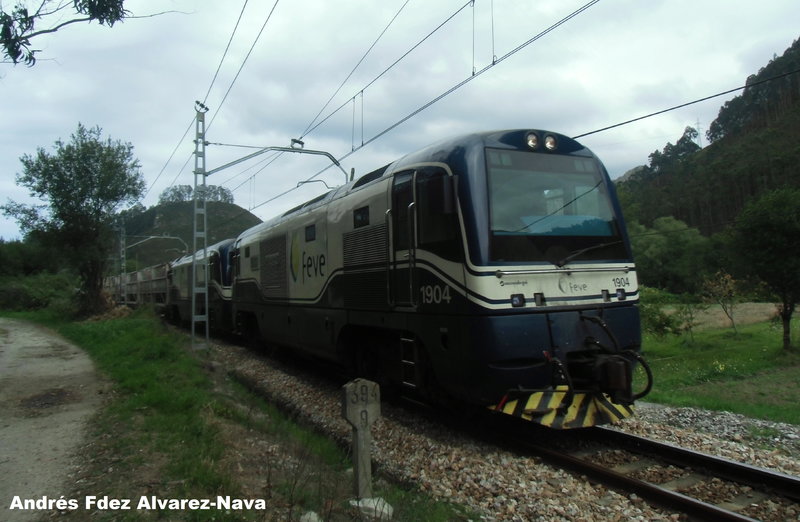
[
  {"x1": 639, "y1": 286, "x2": 680, "y2": 337},
  {"x1": 0, "y1": 272, "x2": 76, "y2": 312}
]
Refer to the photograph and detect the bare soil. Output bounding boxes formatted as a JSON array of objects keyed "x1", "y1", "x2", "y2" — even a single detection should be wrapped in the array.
[{"x1": 688, "y1": 302, "x2": 779, "y2": 330}]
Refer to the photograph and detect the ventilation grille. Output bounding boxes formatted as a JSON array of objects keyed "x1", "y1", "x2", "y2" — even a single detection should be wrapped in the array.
[
  {"x1": 260, "y1": 235, "x2": 287, "y2": 298},
  {"x1": 343, "y1": 223, "x2": 387, "y2": 269}
]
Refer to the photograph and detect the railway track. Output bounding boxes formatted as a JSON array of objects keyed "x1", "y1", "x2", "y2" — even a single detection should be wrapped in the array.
[
  {"x1": 502, "y1": 422, "x2": 800, "y2": 521},
  {"x1": 209, "y1": 335, "x2": 800, "y2": 519}
]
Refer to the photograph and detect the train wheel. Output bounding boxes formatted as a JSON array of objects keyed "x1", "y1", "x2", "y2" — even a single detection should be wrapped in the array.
[
  {"x1": 351, "y1": 333, "x2": 402, "y2": 401},
  {"x1": 238, "y1": 313, "x2": 263, "y2": 352},
  {"x1": 353, "y1": 342, "x2": 381, "y2": 382},
  {"x1": 414, "y1": 343, "x2": 466, "y2": 419},
  {"x1": 416, "y1": 345, "x2": 441, "y2": 402}
]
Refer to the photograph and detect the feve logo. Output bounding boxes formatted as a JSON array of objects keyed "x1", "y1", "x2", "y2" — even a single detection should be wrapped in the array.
[{"x1": 290, "y1": 231, "x2": 326, "y2": 284}]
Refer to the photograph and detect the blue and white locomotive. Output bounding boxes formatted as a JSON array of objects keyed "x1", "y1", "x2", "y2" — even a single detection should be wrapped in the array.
[{"x1": 128, "y1": 129, "x2": 651, "y2": 429}]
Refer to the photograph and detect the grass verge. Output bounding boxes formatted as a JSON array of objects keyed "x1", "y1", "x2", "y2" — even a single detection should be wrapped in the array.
[
  {"x1": 3, "y1": 308, "x2": 473, "y2": 521},
  {"x1": 635, "y1": 319, "x2": 800, "y2": 424}
]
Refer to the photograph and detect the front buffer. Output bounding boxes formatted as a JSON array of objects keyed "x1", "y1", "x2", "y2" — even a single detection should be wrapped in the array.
[
  {"x1": 492, "y1": 386, "x2": 636, "y2": 429},
  {"x1": 484, "y1": 309, "x2": 653, "y2": 429}
]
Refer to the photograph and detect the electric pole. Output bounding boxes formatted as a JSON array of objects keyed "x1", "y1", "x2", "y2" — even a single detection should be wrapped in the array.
[
  {"x1": 192, "y1": 101, "x2": 210, "y2": 350},
  {"x1": 187, "y1": 101, "x2": 347, "y2": 352}
]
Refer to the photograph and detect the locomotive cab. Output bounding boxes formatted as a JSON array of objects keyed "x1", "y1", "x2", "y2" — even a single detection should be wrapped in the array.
[{"x1": 421, "y1": 130, "x2": 652, "y2": 428}]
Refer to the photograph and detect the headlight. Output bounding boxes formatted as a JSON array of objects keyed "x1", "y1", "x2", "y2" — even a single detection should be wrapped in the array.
[{"x1": 526, "y1": 132, "x2": 539, "y2": 150}]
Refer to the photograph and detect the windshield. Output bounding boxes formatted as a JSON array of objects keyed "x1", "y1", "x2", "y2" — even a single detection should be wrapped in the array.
[{"x1": 486, "y1": 148, "x2": 627, "y2": 263}]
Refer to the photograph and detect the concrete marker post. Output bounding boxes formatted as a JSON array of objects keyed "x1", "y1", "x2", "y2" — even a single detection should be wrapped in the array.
[{"x1": 341, "y1": 378, "x2": 380, "y2": 499}]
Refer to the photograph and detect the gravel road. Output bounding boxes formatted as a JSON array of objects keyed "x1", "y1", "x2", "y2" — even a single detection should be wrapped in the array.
[{"x1": 0, "y1": 318, "x2": 105, "y2": 522}]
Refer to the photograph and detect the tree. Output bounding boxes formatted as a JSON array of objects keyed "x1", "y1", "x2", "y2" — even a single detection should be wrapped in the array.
[
  {"x1": 0, "y1": 234, "x2": 59, "y2": 277},
  {"x1": 628, "y1": 217, "x2": 713, "y2": 294},
  {"x1": 1, "y1": 123, "x2": 144, "y2": 315},
  {"x1": 158, "y1": 185, "x2": 193, "y2": 204},
  {"x1": 646, "y1": 126, "x2": 700, "y2": 174},
  {"x1": 1, "y1": 1, "x2": 127, "y2": 65},
  {"x1": 158, "y1": 184, "x2": 234, "y2": 204},
  {"x1": 732, "y1": 188, "x2": 800, "y2": 350},
  {"x1": 707, "y1": 38, "x2": 800, "y2": 143},
  {"x1": 197, "y1": 185, "x2": 234, "y2": 204},
  {"x1": 117, "y1": 202, "x2": 145, "y2": 222},
  {"x1": 702, "y1": 271, "x2": 739, "y2": 334}
]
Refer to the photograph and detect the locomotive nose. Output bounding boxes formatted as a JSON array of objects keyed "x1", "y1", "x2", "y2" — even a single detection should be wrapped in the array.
[{"x1": 488, "y1": 307, "x2": 652, "y2": 428}]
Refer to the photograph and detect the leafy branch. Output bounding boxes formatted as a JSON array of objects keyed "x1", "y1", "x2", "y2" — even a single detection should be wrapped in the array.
[{"x1": 1, "y1": 0, "x2": 127, "y2": 65}]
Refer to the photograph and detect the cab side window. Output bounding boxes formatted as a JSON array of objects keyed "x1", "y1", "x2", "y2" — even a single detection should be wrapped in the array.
[{"x1": 416, "y1": 167, "x2": 462, "y2": 262}]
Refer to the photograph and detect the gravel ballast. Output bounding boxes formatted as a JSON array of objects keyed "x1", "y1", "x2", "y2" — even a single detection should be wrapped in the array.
[{"x1": 217, "y1": 343, "x2": 800, "y2": 521}]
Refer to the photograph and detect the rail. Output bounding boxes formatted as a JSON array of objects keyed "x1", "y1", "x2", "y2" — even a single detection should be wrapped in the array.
[{"x1": 500, "y1": 422, "x2": 800, "y2": 521}]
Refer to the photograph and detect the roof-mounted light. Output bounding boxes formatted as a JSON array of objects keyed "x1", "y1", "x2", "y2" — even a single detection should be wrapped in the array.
[
  {"x1": 526, "y1": 132, "x2": 539, "y2": 150},
  {"x1": 544, "y1": 135, "x2": 558, "y2": 151}
]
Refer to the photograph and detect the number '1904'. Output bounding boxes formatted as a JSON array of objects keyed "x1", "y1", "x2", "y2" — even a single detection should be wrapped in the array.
[
  {"x1": 612, "y1": 277, "x2": 630, "y2": 288},
  {"x1": 420, "y1": 284, "x2": 452, "y2": 304}
]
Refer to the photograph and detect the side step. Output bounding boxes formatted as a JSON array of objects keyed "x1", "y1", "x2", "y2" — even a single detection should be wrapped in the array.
[{"x1": 400, "y1": 336, "x2": 418, "y2": 391}]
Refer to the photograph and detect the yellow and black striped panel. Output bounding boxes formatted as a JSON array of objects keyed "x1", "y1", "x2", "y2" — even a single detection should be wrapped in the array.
[{"x1": 490, "y1": 385, "x2": 634, "y2": 429}]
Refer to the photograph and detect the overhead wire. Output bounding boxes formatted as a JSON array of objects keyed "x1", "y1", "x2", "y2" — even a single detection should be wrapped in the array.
[
  {"x1": 202, "y1": 0, "x2": 250, "y2": 105},
  {"x1": 246, "y1": 3, "x2": 799, "y2": 221},
  {"x1": 229, "y1": 153, "x2": 283, "y2": 193},
  {"x1": 169, "y1": 2, "x2": 799, "y2": 238},
  {"x1": 299, "y1": 0, "x2": 412, "y2": 139},
  {"x1": 144, "y1": 0, "x2": 251, "y2": 200},
  {"x1": 251, "y1": 0, "x2": 472, "y2": 200},
  {"x1": 207, "y1": 0, "x2": 281, "y2": 132},
  {"x1": 222, "y1": 154, "x2": 273, "y2": 187},
  {"x1": 142, "y1": 118, "x2": 194, "y2": 199},
  {"x1": 342, "y1": 0, "x2": 601, "y2": 158},
  {"x1": 300, "y1": 0, "x2": 473, "y2": 139},
  {"x1": 224, "y1": 0, "x2": 412, "y2": 204},
  {"x1": 199, "y1": 0, "x2": 281, "y2": 211},
  {"x1": 217, "y1": 0, "x2": 421, "y2": 203},
  {"x1": 233, "y1": 0, "x2": 601, "y2": 221},
  {"x1": 165, "y1": 152, "x2": 195, "y2": 190},
  {"x1": 572, "y1": 66, "x2": 800, "y2": 139}
]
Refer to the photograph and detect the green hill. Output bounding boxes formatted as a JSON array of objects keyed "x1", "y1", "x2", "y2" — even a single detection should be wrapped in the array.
[
  {"x1": 122, "y1": 201, "x2": 261, "y2": 269},
  {"x1": 616, "y1": 37, "x2": 800, "y2": 236},
  {"x1": 616, "y1": 103, "x2": 800, "y2": 235}
]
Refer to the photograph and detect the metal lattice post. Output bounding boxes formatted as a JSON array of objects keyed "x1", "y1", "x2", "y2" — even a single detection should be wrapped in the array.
[
  {"x1": 183, "y1": 110, "x2": 347, "y2": 352},
  {"x1": 119, "y1": 221, "x2": 126, "y2": 304},
  {"x1": 191, "y1": 103, "x2": 210, "y2": 350}
]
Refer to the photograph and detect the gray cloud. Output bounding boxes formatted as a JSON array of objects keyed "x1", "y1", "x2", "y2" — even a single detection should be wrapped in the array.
[{"x1": 1, "y1": 0, "x2": 798, "y2": 239}]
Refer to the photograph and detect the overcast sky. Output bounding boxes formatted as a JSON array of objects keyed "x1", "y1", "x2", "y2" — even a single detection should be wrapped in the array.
[{"x1": 1, "y1": 0, "x2": 798, "y2": 240}]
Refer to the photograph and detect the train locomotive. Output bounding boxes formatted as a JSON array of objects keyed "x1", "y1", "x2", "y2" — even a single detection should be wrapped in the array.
[{"x1": 113, "y1": 129, "x2": 652, "y2": 429}]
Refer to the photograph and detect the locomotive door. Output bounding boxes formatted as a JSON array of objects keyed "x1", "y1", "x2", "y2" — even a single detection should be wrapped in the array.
[
  {"x1": 390, "y1": 170, "x2": 415, "y2": 307},
  {"x1": 389, "y1": 166, "x2": 459, "y2": 308}
]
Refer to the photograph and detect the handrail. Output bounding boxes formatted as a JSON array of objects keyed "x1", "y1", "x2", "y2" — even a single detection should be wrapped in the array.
[{"x1": 495, "y1": 266, "x2": 631, "y2": 278}]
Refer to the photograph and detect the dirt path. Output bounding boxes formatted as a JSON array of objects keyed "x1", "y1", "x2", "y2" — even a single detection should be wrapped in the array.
[{"x1": 0, "y1": 318, "x2": 105, "y2": 521}]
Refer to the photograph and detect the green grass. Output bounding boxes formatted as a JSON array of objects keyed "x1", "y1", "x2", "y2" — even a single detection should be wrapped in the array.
[
  {"x1": 223, "y1": 372, "x2": 476, "y2": 520},
  {"x1": 4, "y1": 308, "x2": 240, "y2": 520},
  {"x1": 220, "y1": 377, "x2": 348, "y2": 469},
  {"x1": 9, "y1": 304, "x2": 794, "y2": 518},
  {"x1": 635, "y1": 319, "x2": 800, "y2": 424},
  {"x1": 61, "y1": 312, "x2": 230, "y2": 491},
  {"x1": 2, "y1": 307, "x2": 475, "y2": 521}
]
